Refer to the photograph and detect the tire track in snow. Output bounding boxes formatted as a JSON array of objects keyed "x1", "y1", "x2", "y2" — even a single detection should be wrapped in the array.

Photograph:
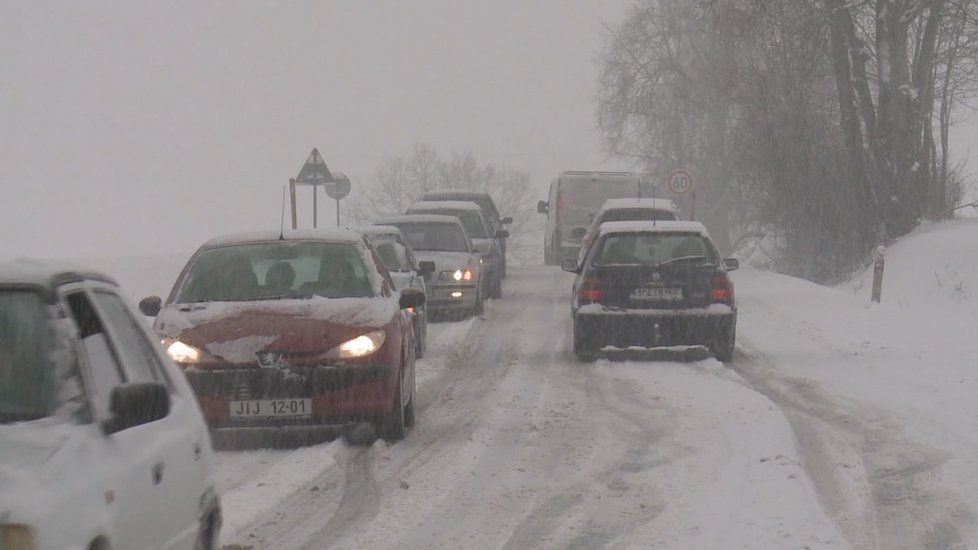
[{"x1": 735, "y1": 295, "x2": 972, "y2": 550}]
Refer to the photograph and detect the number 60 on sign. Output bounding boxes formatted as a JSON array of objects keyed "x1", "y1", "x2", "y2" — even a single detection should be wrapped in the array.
[{"x1": 667, "y1": 169, "x2": 694, "y2": 195}]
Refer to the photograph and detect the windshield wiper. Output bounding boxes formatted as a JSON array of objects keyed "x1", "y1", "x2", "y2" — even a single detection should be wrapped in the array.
[{"x1": 657, "y1": 255, "x2": 707, "y2": 267}]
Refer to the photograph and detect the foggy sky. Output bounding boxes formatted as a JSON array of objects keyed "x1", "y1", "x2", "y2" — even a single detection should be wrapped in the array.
[
  {"x1": 1, "y1": 1, "x2": 631, "y2": 259},
  {"x1": 4, "y1": 2, "x2": 976, "y2": 261}
]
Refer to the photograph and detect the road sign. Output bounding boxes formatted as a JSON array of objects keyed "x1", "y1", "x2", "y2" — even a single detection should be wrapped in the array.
[
  {"x1": 326, "y1": 173, "x2": 351, "y2": 200},
  {"x1": 667, "y1": 169, "x2": 694, "y2": 195},
  {"x1": 295, "y1": 148, "x2": 334, "y2": 186}
]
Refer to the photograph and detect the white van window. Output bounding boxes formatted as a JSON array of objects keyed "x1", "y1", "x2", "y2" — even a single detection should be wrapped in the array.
[{"x1": 558, "y1": 180, "x2": 640, "y2": 225}]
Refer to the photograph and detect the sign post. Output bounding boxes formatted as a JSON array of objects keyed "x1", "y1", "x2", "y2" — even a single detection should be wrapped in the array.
[
  {"x1": 325, "y1": 173, "x2": 352, "y2": 226},
  {"x1": 294, "y1": 148, "x2": 334, "y2": 228},
  {"x1": 289, "y1": 178, "x2": 298, "y2": 230},
  {"x1": 667, "y1": 169, "x2": 695, "y2": 220}
]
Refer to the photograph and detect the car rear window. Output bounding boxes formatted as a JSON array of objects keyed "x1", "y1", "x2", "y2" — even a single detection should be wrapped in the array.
[
  {"x1": 0, "y1": 289, "x2": 58, "y2": 423},
  {"x1": 558, "y1": 181, "x2": 641, "y2": 225},
  {"x1": 595, "y1": 233, "x2": 717, "y2": 267},
  {"x1": 175, "y1": 241, "x2": 375, "y2": 302},
  {"x1": 600, "y1": 208, "x2": 677, "y2": 223}
]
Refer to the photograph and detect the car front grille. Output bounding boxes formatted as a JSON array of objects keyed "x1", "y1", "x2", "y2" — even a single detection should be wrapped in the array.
[{"x1": 184, "y1": 364, "x2": 391, "y2": 399}]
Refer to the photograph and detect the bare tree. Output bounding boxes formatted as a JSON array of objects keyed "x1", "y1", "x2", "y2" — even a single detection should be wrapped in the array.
[
  {"x1": 599, "y1": 0, "x2": 978, "y2": 281},
  {"x1": 348, "y1": 144, "x2": 538, "y2": 264}
]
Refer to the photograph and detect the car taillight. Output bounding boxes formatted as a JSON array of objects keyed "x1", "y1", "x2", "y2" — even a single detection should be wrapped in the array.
[
  {"x1": 579, "y1": 275, "x2": 603, "y2": 303},
  {"x1": 711, "y1": 274, "x2": 734, "y2": 304},
  {"x1": 556, "y1": 193, "x2": 564, "y2": 210}
]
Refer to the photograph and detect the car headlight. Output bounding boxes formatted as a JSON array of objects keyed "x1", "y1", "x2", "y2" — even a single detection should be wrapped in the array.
[
  {"x1": 439, "y1": 269, "x2": 475, "y2": 282},
  {"x1": 0, "y1": 525, "x2": 36, "y2": 550},
  {"x1": 326, "y1": 330, "x2": 387, "y2": 359},
  {"x1": 164, "y1": 339, "x2": 208, "y2": 363}
]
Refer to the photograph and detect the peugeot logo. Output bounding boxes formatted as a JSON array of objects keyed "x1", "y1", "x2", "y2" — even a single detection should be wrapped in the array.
[
  {"x1": 257, "y1": 352, "x2": 286, "y2": 367},
  {"x1": 651, "y1": 273, "x2": 662, "y2": 282}
]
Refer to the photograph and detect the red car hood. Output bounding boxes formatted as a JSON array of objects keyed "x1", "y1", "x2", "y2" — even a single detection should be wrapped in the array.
[{"x1": 154, "y1": 297, "x2": 398, "y2": 365}]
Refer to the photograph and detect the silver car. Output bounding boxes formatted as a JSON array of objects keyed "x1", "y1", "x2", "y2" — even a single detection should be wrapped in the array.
[
  {"x1": 374, "y1": 214, "x2": 484, "y2": 319},
  {"x1": 354, "y1": 225, "x2": 434, "y2": 357},
  {"x1": 405, "y1": 200, "x2": 505, "y2": 299}
]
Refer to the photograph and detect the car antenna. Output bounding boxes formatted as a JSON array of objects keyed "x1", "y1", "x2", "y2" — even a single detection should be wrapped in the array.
[
  {"x1": 279, "y1": 184, "x2": 287, "y2": 240},
  {"x1": 652, "y1": 178, "x2": 657, "y2": 226}
]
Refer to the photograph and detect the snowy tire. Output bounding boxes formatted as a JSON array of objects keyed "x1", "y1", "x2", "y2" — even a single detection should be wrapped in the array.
[
  {"x1": 489, "y1": 275, "x2": 502, "y2": 299},
  {"x1": 573, "y1": 322, "x2": 597, "y2": 363},
  {"x1": 379, "y1": 370, "x2": 407, "y2": 441},
  {"x1": 711, "y1": 324, "x2": 736, "y2": 363}
]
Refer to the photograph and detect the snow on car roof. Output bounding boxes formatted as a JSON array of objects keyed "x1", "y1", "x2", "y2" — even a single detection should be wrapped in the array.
[
  {"x1": 598, "y1": 220, "x2": 710, "y2": 236},
  {"x1": 600, "y1": 197, "x2": 680, "y2": 211},
  {"x1": 407, "y1": 200, "x2": 482, "y2": 212},
  {"x1": 351, "y1": 225, "x2": 405, "y2": 237},
  {"x1": 200, "y1": 228, "x2": 366, "y2": 248},
  {"x1": 0, "y1": 258, "x2": 119, "y2": 287},
  {"x1": 420, "y1": 188, "x2": 489, "y2": 198},
  {"x1": 374, "y1": 214, "x2": 464, "y2": 226}
]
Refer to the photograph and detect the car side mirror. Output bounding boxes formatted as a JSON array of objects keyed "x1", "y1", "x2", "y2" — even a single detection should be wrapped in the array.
[
  {"x1": 417, "y1": 261, "x2": 435, "y2": 276},
  {"x1": 495, "y1": 229, "x2": 510, "y2": 239},
  {"x1": 537, "y1": 200, "x2": 548, "y2": 214},
  {"x1": 561, "y1": 259, "x2": 580, "y2": 273},
  {"x1": 104, "y1": 382, "x2": 171, "y2": 435},
  {"x1": 138, "y1": 296, "x2": 162, "y2": 317},
  {"x1": 501, "y1": 216, "x2": 513, "y2": 224},
  {"x1": 724, "y1": 258, "x2": 740, "y2": 271},
  {"x1": 399, "y1": 288, "x2": 426, "y2": 310}
]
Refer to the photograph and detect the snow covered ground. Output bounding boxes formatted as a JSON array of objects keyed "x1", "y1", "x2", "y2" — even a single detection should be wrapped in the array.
[{"x1": 60, "y1": 217, "x2": 978, "y2": 548}]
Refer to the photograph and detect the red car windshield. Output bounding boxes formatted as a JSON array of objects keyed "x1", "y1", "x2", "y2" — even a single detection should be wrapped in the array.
[{"x1": 175, "y1": 241, "x2": 375, "y2": 303}]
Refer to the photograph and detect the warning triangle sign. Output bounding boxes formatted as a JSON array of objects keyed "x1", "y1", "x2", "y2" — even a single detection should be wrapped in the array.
[{"x1": 295, "y1": 148, "x2": 334, "y2": 185}]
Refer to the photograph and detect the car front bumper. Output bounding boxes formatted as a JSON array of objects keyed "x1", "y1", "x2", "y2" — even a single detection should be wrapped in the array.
[
  {"x1": 427, "y1": 282, "x2": 479, "y2": 310},
  {"x1": 183, "y1": 363, "x2": 396, "y2": 428}
]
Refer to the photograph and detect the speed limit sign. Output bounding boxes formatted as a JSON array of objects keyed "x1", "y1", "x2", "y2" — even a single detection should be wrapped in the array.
[{"x1": 667, "y1": 169, "x2": 694, "y2": 195}]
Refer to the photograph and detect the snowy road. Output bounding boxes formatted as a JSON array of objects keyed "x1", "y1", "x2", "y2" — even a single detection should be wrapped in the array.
[{"x1": 212, "y1": 265, "x2": 977, "y2": 550}]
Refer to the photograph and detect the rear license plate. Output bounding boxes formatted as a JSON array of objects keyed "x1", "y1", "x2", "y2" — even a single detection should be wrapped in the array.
[
  {"x1": 630, "y1": 287, "x2": 683, "y2": 301},
  {"x1": 230, "y1": 399, "x2": 312, "y2": 418}
]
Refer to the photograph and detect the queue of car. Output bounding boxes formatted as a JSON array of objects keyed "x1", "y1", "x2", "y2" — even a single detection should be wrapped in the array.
[{"x1": 0, "y1": 177, "x2": 741, "y2": 548}]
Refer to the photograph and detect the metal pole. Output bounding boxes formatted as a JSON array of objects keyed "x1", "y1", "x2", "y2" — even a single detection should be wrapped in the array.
[
  {"x1": 336, "y1": 197, "x2": 341, "y2": 227},
  {"x1": 871, "y1": 245, "x2": 885, "y2": 303},
  {"x1": 289, "y1": 178, "x2": 297, "y2": 230},
  {"x1": 313, "y1": 185, "x2": 318, "y2": 228}
]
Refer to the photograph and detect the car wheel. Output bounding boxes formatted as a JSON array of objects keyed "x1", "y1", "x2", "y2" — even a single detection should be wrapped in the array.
[
  {"x1": 711, "y1": 324, "x2": 736, "y2": 363},
  {"x1": 573, "y1": 322, "x2": 597, "y2": 362},
  {"x1": 472, "y1": 287, "x2": 485, "y2": 315},
  {"x1": 379, "y1": 370, "x2": 407, "y2": 441},
  {"x1": 404, "y1": 365, "x2": 416, "y2": 428},
  {"x1": 194, "y1": 507, "x2": 221, "y2": 550},
  {"x1": 414, "y1": 318, "x2": 425, "y2": 359},
  {"x1": 489, "y1": 275, "x2": 502, "y2": 299}
]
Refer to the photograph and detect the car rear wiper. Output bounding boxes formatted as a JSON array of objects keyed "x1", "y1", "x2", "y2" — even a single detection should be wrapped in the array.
[{"x1": 656, "y1": 255, "x2": 707, "y2": 267}]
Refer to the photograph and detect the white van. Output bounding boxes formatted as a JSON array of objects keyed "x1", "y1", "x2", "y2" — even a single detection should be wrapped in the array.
[{"x1": 537, "y1": 171, "x2": 647, "y2": 265}]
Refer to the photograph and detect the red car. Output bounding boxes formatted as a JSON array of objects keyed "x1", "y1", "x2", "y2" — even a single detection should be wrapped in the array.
[{"x1": 139, "y1": 229, "x2": 425, "y2": 442}]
